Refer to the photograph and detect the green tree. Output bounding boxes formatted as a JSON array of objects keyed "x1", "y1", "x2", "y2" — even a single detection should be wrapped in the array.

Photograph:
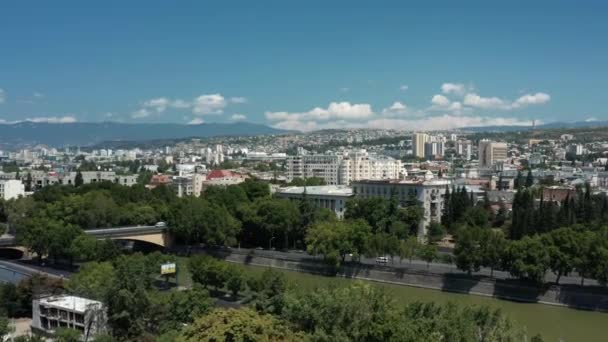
[
  {"x1": 74, "y1": 171, "x2": 84, "y2": 187},
  {"x1": 543, "y1": 227, "x2": 583, "y2": 284},
  {"x1": 454, "y1": 226, "x2": 484, "y2": 275},
  {"x1": 480, "y1": 230, "x2": 507, "y2": 277},
  {"x1": 399, "y1": 236, "x2": 419, "y2": 264},
  {"x1": 225, "y1": 266, "x2": 245, "y2": 298},
  {"x1": 503, "y1": 235, "x2": 550, "y2": 283},
  {"x1": 417, "y1": 244, "x2": 438, "y2": 268},
  {"x1": 55, "y1": 327, "x2": 81, "y2": 342},
  {"x1": 188, "y1": 256, "x2": 228, "y2": 289},
  {"x1": 525, "y1": 169, "x2": 534, "y2": 187},
  {"x1": 176, "y1": 307, "x2": 303, "y2": 342},
  {"x1": 67, "y1": 262, "x2": 116, "y2": 300}
]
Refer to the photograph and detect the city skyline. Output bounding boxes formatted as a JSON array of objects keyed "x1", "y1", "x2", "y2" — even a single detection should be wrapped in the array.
[{"x1": 1, "y1": 1, "x2": 607, "y2": 131}]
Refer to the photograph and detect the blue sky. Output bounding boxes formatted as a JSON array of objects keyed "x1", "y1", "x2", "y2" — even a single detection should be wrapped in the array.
[{"x1": 1, "y1": 0, "x2": 607, "y2": 130}]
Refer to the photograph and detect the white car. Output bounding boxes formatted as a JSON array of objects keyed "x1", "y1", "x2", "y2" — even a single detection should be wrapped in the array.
[{"x1": 376, "y1": 256, "x2": 389, "y2": 264}]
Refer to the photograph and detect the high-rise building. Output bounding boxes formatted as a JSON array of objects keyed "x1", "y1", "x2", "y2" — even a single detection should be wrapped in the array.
[
  {"x1": 478, "y1": 140, "x2": 508, "y2": 167},
  {"x1": 456, "y1": 140, "x2": 473, "y2": 160},
  {"x1": 412, "y1": 133, "x2": 428, "y2": 158},
  {"x1": 286, "y1": 149, "x2": 403, "y2": 185},
  {"x1": 424, "y1": 141, "x2": 445, "y2": 159}
]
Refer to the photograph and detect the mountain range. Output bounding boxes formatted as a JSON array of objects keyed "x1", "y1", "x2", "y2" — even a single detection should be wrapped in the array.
[
  {"x1": 461, "y1": 120, "x2": 608, "y2": 132},
  {"x1": 0, "y1": 121, "x2": 290, "y2": 149}
]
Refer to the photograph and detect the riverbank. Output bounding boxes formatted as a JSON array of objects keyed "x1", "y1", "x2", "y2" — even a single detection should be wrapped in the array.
[
  {"x1": 236, "y1": 263, "x2": 608, "y2": 342},
  {"x1": 207, "y1": 249, "x2": 608, "y2": 312}
]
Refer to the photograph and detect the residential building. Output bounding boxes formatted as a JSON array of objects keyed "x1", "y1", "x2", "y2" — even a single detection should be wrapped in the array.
[
  {"x1": 32, "y1": 295, "x2": 107, "y2": 339},
  {"x1": 351, "y1": 176, "x2": 450, "y2": 239},
  {"x1": 172, "y1": 176, "x2": 194, "y2": 197},
  {"x1": 286, "y1": 150, "x2": 402, "y2": 185},
  {"x1": 456, "y1": 140, "x2": 473, "y2": 160},
  {"x1": 424, "y1": 141, "x2": 444, "y2": 159},
  {"x1": 0, "y1": 179, "x2": 25, "y2": 200},
  {"x1": 478, "y1": 140, "x2": 508, "y2": 167},
  {"x1": 275, "y1": 185, "x2": 353, "y2": 219},
  {"x1": 412, "y1": 133, "x2": 428, "y2": 158}
]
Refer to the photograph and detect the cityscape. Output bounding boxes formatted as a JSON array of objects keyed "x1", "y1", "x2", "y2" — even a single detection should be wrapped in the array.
[{"x1": 1, "y1": 1, "x2": 608, "y2": 342}]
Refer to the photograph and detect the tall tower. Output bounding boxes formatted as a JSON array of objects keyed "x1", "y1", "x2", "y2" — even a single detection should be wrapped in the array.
[{"x1": 412, "y1": 133, "x2": 428, "y2": 158}]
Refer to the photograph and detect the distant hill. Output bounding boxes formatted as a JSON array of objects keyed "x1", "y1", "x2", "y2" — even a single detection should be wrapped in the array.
[
  {"x1": 462, "y1": 120, "x2": 608, "y2": 132},
  {"x1": 0, "y1": 121, "x2": 290, "y2": 148}
]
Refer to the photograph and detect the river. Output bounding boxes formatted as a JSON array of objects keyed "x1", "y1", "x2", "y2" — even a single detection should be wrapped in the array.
[{"x1": 241, "y1": 264, "x2": 608, "y2": 342}]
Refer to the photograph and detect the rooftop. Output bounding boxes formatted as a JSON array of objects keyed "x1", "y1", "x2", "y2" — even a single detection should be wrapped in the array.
[
  {"x1": 277, "y1": 185, "x2": 353, "y2": 197},
  {"x1": 39, "y1": 295, "x2": 102, "y2": 312}
]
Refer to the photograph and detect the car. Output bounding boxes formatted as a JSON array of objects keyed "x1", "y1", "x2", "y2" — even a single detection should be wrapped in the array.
[
  {"x1": 376, "y1": 256, "x2": 389, "y2": 264},
  {"x1": 255, "y1": 247, "x2": 264, "y2": 250}
]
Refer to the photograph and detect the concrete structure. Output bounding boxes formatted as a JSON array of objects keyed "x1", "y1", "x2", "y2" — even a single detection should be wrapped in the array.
[
  {"x1": 32, "y1": 295, "x2": 107, "y2": 339},
  {"x1": 172, "y1": 175, "x2": 194, "y2": 197},
  {"x1": 412, "y1": 133, "x2": 428, "y2": 158},
  {"x1": 27, "y1": 171, "x2": 137, "y2": 189},
  {"x1": 478, "y1": 140, "x2": 508, "y2": 168},
  {"x1": 424, "y1": 141, "x2": 445, "y2": 159},
  {"x1": 275, "y1": 185, "x2": 353, "y2": 219},
  {"x1": 286, "y1": 150, "x2": 402, "y2": 185},
  {"x1": 0, "y1": 179, "x2": 25, "y2": 200},
  {"x1": 351, "y1": 177, "x2": 450, "y2": 238},
  {"x1": 456, "y1": 140, "x2": 473, "y2": 160}
]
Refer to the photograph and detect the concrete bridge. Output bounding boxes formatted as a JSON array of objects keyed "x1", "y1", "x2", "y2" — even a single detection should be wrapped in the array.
[{"x1": 0, "y1": 222, "x2": 172, "y2": 257}]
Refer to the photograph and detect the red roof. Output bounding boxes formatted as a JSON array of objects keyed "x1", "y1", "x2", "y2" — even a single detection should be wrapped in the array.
[{"x1": 207, "y1": 169, "x2": 241, "y2": 180}]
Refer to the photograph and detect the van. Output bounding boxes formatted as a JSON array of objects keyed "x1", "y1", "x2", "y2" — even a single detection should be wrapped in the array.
[{"x1": 376, "y1": 256, "x2": 389, "y2": 264}]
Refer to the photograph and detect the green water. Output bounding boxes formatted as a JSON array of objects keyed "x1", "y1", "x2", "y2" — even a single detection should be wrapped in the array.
[{"x1": 241, "y1": 265, "x2": 608, "y2": 342}]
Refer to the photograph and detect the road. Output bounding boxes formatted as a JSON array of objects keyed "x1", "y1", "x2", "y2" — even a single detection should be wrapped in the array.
[
  {"x1": 0, "y1": 260, "x2": 68, "y2": 284},
  {"x1": 197, "y1": 246, "x2": 597, "y2": 287}
]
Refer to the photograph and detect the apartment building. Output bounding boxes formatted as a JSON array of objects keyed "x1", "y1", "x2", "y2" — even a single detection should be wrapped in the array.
[
  {"x1": 478, "y1": 140, "x2": 508, "y2": 167},
  {"x1": 286, "y1": 150, "x2": 402, "y2": 185},
  {"x1": 0, "y1": 179, "x2": 25, "y2": 200},
  {"x1": 276, "y1": 185, "x2": 353, "y2": 219},
  {"x1": 351, "y1": 176, "x2": 450, "y2": 239},
  {"x1": 32, "y1": 295, "x2": 107, "y2": 339},
  {"x1": 457, "y1": 140, "x2": 473, "y2": 160},
  {"x1": 412, "y1": 133, "x2": 429, "y2": 158}
]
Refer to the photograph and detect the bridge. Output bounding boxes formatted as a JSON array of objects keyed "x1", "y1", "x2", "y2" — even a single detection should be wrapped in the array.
[{"x1": 0, "y1": 223, "x2": 173, "y2": 257}]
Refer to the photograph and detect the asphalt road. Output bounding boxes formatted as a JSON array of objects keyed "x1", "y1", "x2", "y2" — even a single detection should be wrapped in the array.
[{"x1": 197, "y1": 246, "x2": 597, "y2": 287}]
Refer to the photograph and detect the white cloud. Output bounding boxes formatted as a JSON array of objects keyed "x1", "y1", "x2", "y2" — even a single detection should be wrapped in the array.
[
  {"x1": 400, "y1": 85, "x2": 409, "y2": 92},
  {"x1": 188, "y1": 118, "x2": 205, "y2": 125},
  {"x1": 585, "y1": 117, "x2": 598, "y2": 122},
  {"x1": 463, "y1": 92, "x2": 550, "y2": 110},
  {"x1": 143, "y1": 97, "x2": 171, "y2": 112},
  {"x1": 0, "y1": 89, "x2": 5, "y2": 104},
  {"x1": 231, "y1": 114, "x2": 247, "y2": 121},
  {"x1": 339, "y1": 87, "x2": 350, "y2": 93},
  {"x1": 33, "y1": 92, "x2": 44, "y2": 98},
  {"x1": 382, "y1": 102, "x2": 409, "y2": 116},
  {"x1": 265, "y1": 101, "x2": 374, "y2": 123},
  {"x1": 26, "y1": 116, "x2": 77, "y2": 123},
  {"x1": 269, "y1": 113, "x2": 535, "y2": 132},
  {"x1": 230, "y1": 97, "x2": 247, "y2": 104},
  {"x1": 463, "y1": 93, "x2": 508, "y2": 110},
  {"x1": 441, "y1": 83, "x2": 466, "y2": 95},
  {"x1": 131, "y1": 108, "x2": 151, "y2": 119},
  {"x1": 431, "y1": 94, "x2": 451, "y2": 107},
  {"x1": 171, "y1": 99, "x2": 191, "y2": 108},
  {"x1": 511, "y1": 92, "x2": 551, "y2": 108},
  {"x1": 193, "y1": 94, "x2": 227, "y2": 115}
]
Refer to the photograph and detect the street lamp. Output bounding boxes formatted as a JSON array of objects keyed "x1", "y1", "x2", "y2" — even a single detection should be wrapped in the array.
[{"x1": 269, "y1": 236, "x2": 276, "y2": 250}]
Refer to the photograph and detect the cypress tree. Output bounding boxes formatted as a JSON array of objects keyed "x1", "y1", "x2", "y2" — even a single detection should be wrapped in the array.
[{"x1": 525, "y1": 169, "x2": 534, "y2": 188}]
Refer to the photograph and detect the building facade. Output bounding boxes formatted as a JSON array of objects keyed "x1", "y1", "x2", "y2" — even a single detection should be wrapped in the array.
[
  {"x1": 478, "y1": 140, "x2": 508, "y2": 167},
  {"x1": 286, "y1": 150, "x2": 402, "y2": 185},
  {"x1": 351, "y1": 177, "x2": 450, "y2": 239},
  {"x1": 32, "y1": 295, "x2": 107, "y2": 339},
  {"x1": 275, "y1": 185, "x2": 353, "y2": 219},
  {"x1": 412, "y1": 133, "x2": 428, "y2": 158},
  {"x1": 0, "y1": 179, "x2": 25, "y2": 200}
]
